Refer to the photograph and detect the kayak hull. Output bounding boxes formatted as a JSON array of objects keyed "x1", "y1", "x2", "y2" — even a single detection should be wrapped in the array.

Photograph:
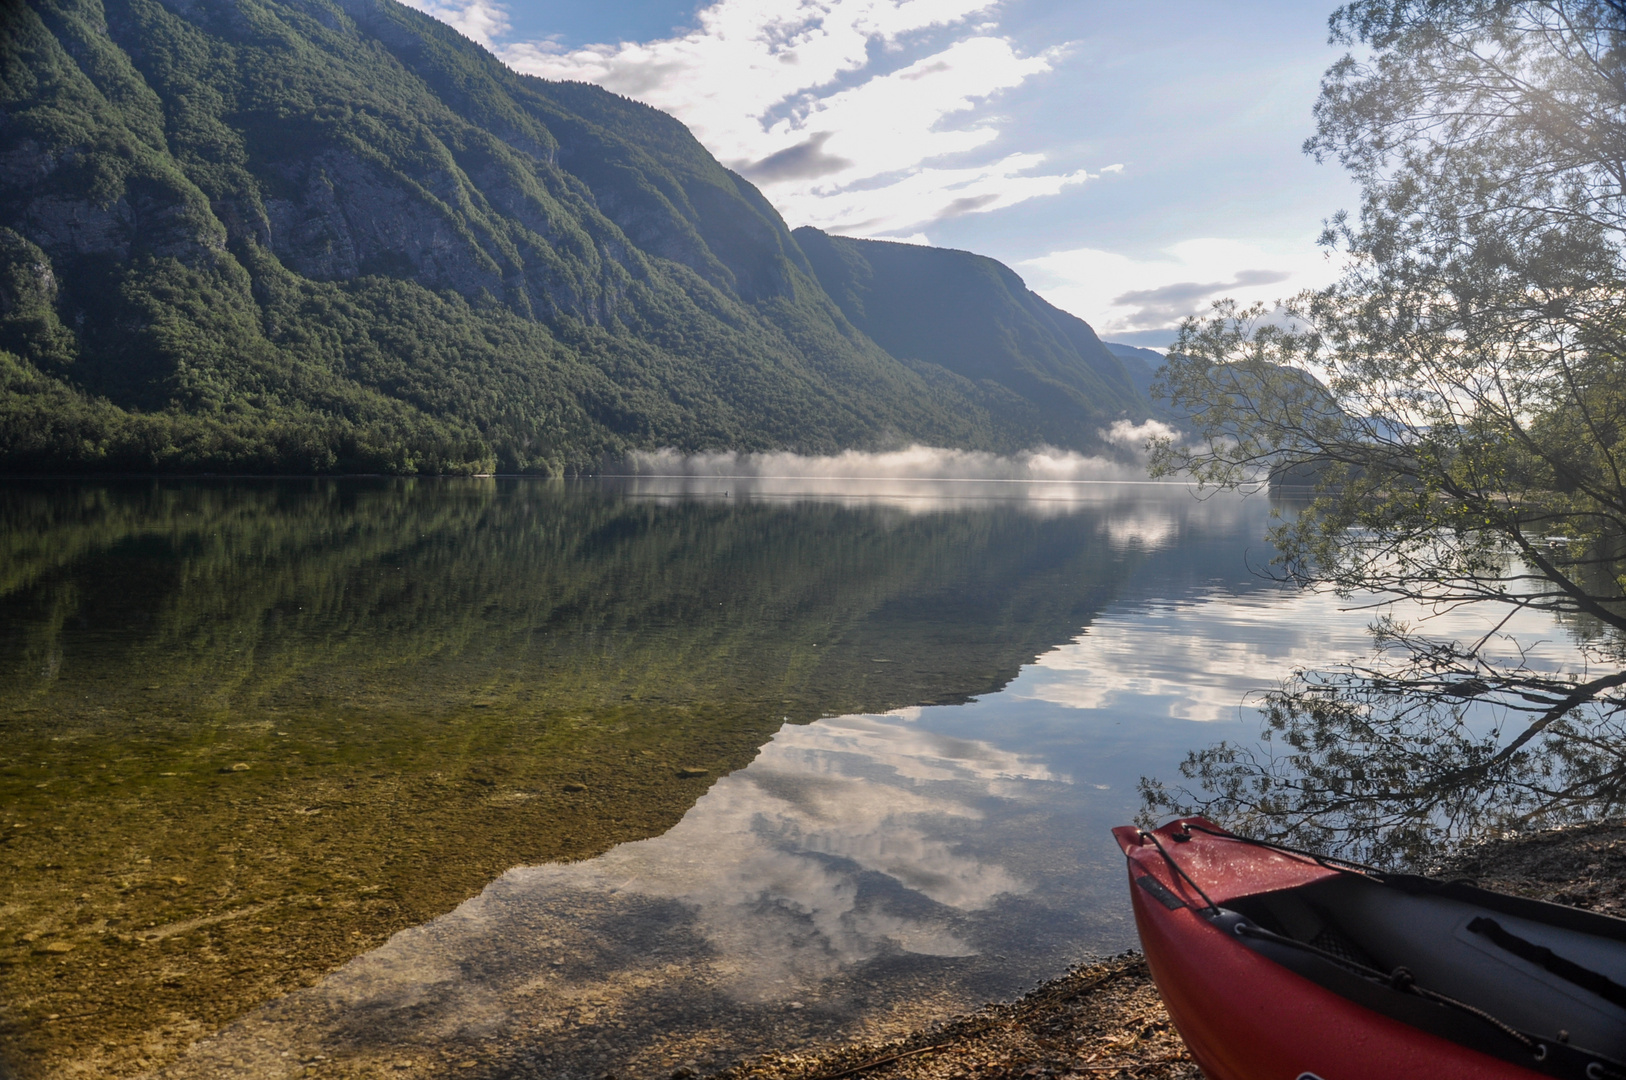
[{"x1": 1116, "y1": 821, "x2": 1553, "y2": 1080}]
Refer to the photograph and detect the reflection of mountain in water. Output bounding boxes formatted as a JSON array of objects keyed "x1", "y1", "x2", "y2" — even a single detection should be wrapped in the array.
[
  {"x1": 1, "y1": 478, "x2": 1222, "y2": 721},
  {"x1": 0, "y1": 478, "x2": 1256, "y2": 1078}
]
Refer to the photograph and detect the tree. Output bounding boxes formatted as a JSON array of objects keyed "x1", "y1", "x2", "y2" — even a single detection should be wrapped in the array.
[{"x1": 1143, "y1": 0, "x2": 1626, "y2": 867}]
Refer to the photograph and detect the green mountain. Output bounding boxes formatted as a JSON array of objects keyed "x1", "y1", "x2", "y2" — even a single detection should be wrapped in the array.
[
  {"x1": 1104, "y1": 341, "x2": 1165, "y2": 405},
  {"x1": 795, "y1": 228, "x2": 1146, "y2": 446},
  {"x1": 0, "y1": 0, "x2": 1149, "y2": 474}
]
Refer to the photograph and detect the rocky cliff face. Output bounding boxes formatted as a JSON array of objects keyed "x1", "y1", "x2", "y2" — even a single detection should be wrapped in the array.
[{"x1": 0, "y1": 0, "x2": 1147, "y2": 473}]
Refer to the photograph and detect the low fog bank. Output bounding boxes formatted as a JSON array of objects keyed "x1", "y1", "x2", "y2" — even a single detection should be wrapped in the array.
[
  {"x1": 620, "y1": 423, "x2": 1174, "y2": 483},
  {"x1": 625, "y1": 422, "x2": 1173, "y2": 476},
  {"x1": 605, "y1": 425, "x2": 1215, "y2": 512}
]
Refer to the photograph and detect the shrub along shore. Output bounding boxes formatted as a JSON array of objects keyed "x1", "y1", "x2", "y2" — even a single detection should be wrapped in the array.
[{"x1": 705, "y1": 822, "x2": 1626, "y2": 1080}]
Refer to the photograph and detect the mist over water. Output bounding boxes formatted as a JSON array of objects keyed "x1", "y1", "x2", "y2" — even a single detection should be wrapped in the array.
[{"x1": 616, "y1": 434, "x2": 1197, "y2": 510}]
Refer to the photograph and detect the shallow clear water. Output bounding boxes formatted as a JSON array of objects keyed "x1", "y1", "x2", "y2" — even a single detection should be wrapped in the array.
[{"x1": 0, "y1": 478, "x2": 1583, "y2": 1079}]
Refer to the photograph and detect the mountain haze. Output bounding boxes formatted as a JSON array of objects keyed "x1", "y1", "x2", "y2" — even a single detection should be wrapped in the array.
[
  {"x1": 796, "y1": 228, "x2": 1145, "y2": 448},
  {"x1": 0, "y1": 0, "x2": 1149, "y2": 473},
  {"x1": 1104, "y1": 342, "x2": 1166, "y2": 407}
]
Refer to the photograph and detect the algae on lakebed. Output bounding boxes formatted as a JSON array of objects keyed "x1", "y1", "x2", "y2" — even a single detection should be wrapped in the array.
[
  {"x1": 1, "y1": 702, "x2": 765, "y2": 1078},
  {"x1": 0, "y1": 478, "x2": 1151, "y2": 1078}
]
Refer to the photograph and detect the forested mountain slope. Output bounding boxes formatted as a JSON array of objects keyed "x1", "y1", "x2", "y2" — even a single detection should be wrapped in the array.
[
  {"x1": 0, "y1": 0, "x2": 1148, "y2": 473},
  {"x1": 795, "y1": 228, "x2": 1146, "y2": 448},
  {"x1": 1104, "y1": 342, "x2": 1164, "y2": 404}
]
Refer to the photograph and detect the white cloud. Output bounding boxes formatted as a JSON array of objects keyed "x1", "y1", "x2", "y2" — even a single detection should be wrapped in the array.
[
  {"x1": 1100, "y1": 418, "x2": 1177, "y2": 451},
  {"x1": 403, "y1": 0, "x2": 509, "y2": 45},
  {"x1": 485, "y1": 0, "x2": 1105, "y2": 237},
  {"x1": 1022, "y1": 237, "x2": 1343, "y2": 340},
  {"x1": 622, "y1": 444, "x2": 1153, "y2": 481}
]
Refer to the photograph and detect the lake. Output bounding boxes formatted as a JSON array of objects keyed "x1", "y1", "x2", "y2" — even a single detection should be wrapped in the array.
[{"x1": 0, "y1": 477, "x2": 1583, "y2": 1079}]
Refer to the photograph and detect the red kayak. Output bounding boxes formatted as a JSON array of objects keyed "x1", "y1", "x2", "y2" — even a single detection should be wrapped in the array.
[{"x1": 1114, "y1": 818, "x2": 1626, "y2": 1079}]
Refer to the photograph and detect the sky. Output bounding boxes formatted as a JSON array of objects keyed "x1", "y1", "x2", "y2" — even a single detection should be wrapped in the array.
[{"x1": 398, "y1": 0, "x2": 1361, "y2": 348}]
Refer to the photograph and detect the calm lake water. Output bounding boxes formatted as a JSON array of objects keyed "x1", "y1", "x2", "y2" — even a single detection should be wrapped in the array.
[{"x1": 0, "y1": 477, "x2": 1583, "y2": 1080}]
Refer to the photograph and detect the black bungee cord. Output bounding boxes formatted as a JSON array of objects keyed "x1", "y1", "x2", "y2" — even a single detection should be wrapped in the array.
[
  {"x1": 1227, "y1": 920, "x2": 1537, "y2": 1052},
  {"x1": 1136, "y1": 827, "x2": 1222, "y2": 914}
]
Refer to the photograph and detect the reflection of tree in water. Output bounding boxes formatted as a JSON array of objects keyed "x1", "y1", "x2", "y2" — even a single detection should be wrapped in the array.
[
  {"x1": 1142, "y1": 617, "x2": 1626, "y2": 869},
  {"x1": 0, "y1": 477, "x2": 1159, "y2": 723}
]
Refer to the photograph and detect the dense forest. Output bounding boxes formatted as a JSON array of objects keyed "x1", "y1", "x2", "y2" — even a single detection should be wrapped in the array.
[{"x1": 0, "y1": 0, "x2": 1153, "y2": 474}]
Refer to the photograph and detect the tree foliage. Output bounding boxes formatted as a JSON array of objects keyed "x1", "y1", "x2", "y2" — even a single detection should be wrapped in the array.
[{"x1": 1145, "y1": 0, "x2": 1626, "y2": 866}]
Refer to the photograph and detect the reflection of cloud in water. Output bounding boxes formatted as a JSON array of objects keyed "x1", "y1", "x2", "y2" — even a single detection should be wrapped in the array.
[
  {"x1": 608, "y1": 475, "x2": 1267, "y2": 529},
  {"x1": 1099, "y1": 505, "x2": 1180, "y2": 550},
  {"x1": 528, "y1": 716, "x2": 1047, "y2": 997},
  {"x1": 1023, "y1": 587, "x2": 1587, "y2": 723},
  {"x1": 772, "y1": 714, "x2": 1062, "y2": 788},
  {"x1": 160, "y1": 716, "x2": 1100, "y2": 1079}
]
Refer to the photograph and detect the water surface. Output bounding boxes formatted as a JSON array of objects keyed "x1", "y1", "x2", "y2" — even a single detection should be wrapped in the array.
[{"x1": 0, "y1": 478, "x2": 1580, "y2": 1079}]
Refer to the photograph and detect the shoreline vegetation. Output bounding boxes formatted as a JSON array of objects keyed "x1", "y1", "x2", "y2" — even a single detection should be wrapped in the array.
[{"x1": 706, "y1": 820, "x2": 1626, "y2": 1080}]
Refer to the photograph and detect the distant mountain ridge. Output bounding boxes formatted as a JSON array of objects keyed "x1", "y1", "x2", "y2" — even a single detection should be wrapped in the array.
[
  {"x1": 795, "y1": 229, "x2": 1144, "y2": 449},
  {"x1": 0, "y1": 0, "x2": 1152, "y2": 473},
  {"x1": 1104, "y1": 342, "x2": 1167, "y2": 408}
]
